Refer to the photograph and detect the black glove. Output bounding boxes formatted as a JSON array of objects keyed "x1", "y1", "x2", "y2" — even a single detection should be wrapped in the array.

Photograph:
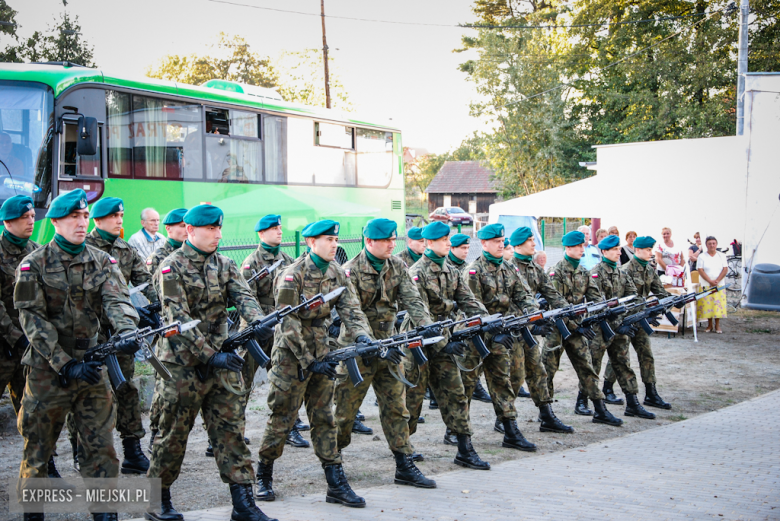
[
  {"x1": 443, "y1": 340, "x2": 466, "y2": 357},
  {"x1": 648, "y1": 317, "x2": 661, "y2": 327},
  {"x1": 115, "y1": 336, "x2": 142, "y2": 355},
  {"x1": 483, "y1": 321, "x2": 503, "y2": 336},
  {"x1": 418, "y1": 324, "x2": 442, "y2": 339},
  {"x1": 537, "y1": 297, "x2": 549, "y2": 311},
  {"x1": 328, "y1": 323, "x2": 341, "y2": 339},
  {"x1": 135, "y1": 306, "x2": 162, "y2": 330},
  {"x1": 492, "y1": 333, "x2": 515, "y2": 350},
  {"x1": 380, "y1": 347, "x2": 405, "y2": 365},
  {"x1": 61, "y1": 359, "x2": 102, "y2": 385},
  {"x1": 13, "y1": 335, "x2": 29, "y2": 354},
  {"x1": 208, "y1": 352, "x2": 244, "y2": 373},
  {"x1": 307, "y1": 360, "x2": 340, "y2": 379},
  {"x1": 575, "y1": 326, "x2": 596, "y2": 340},
  {"x1": 252, "y1": 322, "x2": 275, "y2": 344},
  {"x1": 531, "y1": 322, "x2": 553, "y2": 337},
  {"x1": 394, "y1": 312, "x2": 406, "y2": 332},
  {"x1": 355, "y1": 335, "x2": 372, "y2": 345},
  {"x1": 617, "y1": 324, "x2": 636, "y2": 338}
]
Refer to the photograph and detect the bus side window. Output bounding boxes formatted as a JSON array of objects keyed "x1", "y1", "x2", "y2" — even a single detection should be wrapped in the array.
[{"x1": 204, "y1": 108, "x2": 262, "y2": 184}]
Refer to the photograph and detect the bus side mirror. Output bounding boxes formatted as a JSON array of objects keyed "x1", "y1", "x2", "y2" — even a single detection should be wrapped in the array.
[{"x1": 77, "y1": 116, "x2": 98, "y2": 156}]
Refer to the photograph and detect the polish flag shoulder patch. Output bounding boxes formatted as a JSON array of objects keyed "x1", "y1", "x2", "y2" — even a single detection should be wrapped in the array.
[
  {"x1": 285, "y1": 275, "x2": 294, "y2": 282},
  {"x1": 413, "y1": 275, "x2": 419, "y2": 282},
  {"x1": 20, "y1": 263, "x2": 30, "y2": 271},
  {"x1": 146, "y1": 258, "x2": 152, "y2": 265},
  {"x1": 344, "y1": 269, "x2": 351, "y2": 277},
  {"x1": 469, "y1": 270, "x2": 477, "y2": 275},
  {"x1": 243, "y1": 264, "x2": 251, "y2": 270},
  {"x1": 592, "y1": 273, "x2": 599, "y2": 278},
  {"x1": 161, "y1": 266, "x2": 172, "y2": 274},
  {"x1": 108, "y1": 256, "x2": 118, "y2": 264},
  {"x1": 549, "y1": 271, "x2": 555, "y2": 277}
]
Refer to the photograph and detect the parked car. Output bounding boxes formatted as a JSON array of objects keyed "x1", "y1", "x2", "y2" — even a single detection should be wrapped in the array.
[{"x1": 429, "y1": 206, "x2": 473, "y2": 226}]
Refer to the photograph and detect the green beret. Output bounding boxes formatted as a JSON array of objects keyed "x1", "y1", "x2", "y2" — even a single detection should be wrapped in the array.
[
  {"x1": 255, "y1": 214, "x2": 282, "y2": 232},
  {"x1": 302, "y1": 219, "x2": 339, "y2": 237},
  {"x1": 46, "y1": 189, "x2": 88, "y2": 219},
  {"x1": 0, "y1": 195, "x2": 34, "y2": 222},
  {"x1": 89, "y1": 197, "x2": 124, "y2": 219},
  {"x1": 363, "y1": 218, "x2": 397, "y2": 240},
  {"x1": 450, "y1": 233, "x2": 470, "y2": 247},
  {"x1": 510, "y1": 226, "x2": 533, "y2": 247},
  {"x1": 562, "y1": 230, "x2": 586, "y2": 247},
  {"x1": 184, "y1": 204, "x2": 224, "y2": 227},
  {"x1": 504, "y1": 238, "x2": 510, "y2": 247},
  {"x1": 421, "y1": 221, "x2": 450, "y2": 240},
  {"x1": 477, "y1": 223, "x2": 505, "y2": 240},
  {"x1": 633, "y1": 236, "x2": 656, "y2": 249},
  {"x1": 598, "y1": 235, "x2": 620, "y2": 250},
  {"x1": 162, "y1": 208, "x2": 188, "y2": 225},
  {"x1": 407, "y1": 227, "x2": 423, "y2": 241}
]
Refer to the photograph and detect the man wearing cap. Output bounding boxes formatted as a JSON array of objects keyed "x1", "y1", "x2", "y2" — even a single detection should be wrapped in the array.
[
  {"x1": 147, "y1": 204, "x2": 277, "y2": 521},
  {"x1": 406, "y1": 221, "x2": 493, "y2": 471},
  {"x1": 332, "y1": 218, "x2": 437, "y2": 490},
  {"x1": 395, "y1": 226, "x2": 425, "y2": 267},
  {"x1": 240, "y1": 214, "x2": 309, "y2": 450},
  {"x1": 580, "y1": 235, "x2": 655, "y2": 420},
  {"x1": 255, "y1": 219, "x2": 373, "y2": 508},
  {"x1": 14, "y1": 189, "x2": 143, "y2": 521},
  {"x1": 542, "y1": 230, "x2": 623, "y2": 427},
  {"x1": 145, "y1": 208, "x2": 188, "y2": 276},
  {"x1": 603, "y1": 236, "x2": 673, "y2": 410}
]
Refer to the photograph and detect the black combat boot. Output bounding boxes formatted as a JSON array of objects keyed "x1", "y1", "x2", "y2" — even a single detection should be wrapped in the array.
[
  {"x1": 472, "y1": 380, "x2": 492, "y2": 403},
  {"x1": 574, "y1": 391, "x2": 593, "y2": 416},
  {"x1": 205, "y1": 440, "x2": 214, "y2": 457},
  {"x1": 121, "y1": 437, "x2": 150, "y2": 475},
  {"x1": 24, "y1": 513, "x2": 44, "y2": 520},
  {"x1": 255, "y1": 460, "x2": 275, "y2": 502},
  {"x1": 493, "y1": 417, "x2": 505, "y2": 434},
  {"x1": 230, "y1": 483, "x2": 278, "y2": 521},
  {"x1": 285, "y1": 428, "x2": 310, "y2": 448},
  {"x1": 592, "y1": 399, "x2": 623, "y2": 427},
  {"x1": 143, "y1": 487, "x2": 183, "y2": 521},
  {"x1": 538, "y1": 404, "x2": 574, "y2": 434},
  {"x1": 148, "y1": 430, "x2": 157, "y2": 453},
  {"x1": 429, "y1": 391, "x2": 439, "y2": 410},
  {"x1": 92, "y1": 514, "x2": 118, "y2": 521},
  {"x1": 625, "y1": 394, "x2": 656, "y2": 419},
  {"x1": 602, "y1": 381, "x2": 624, "y2": 405},
  {"x1": 47, "y1": 455, "x2": 61, "y2": 479},
  {"x1": 355, "y1": 409, "x2": 365, "y2": 422},
  {"x1": 644, "y1": 383, "x2": 672, "y2": 410},
  {"x1": 411, "y1": 452, "x2": 424, "y2": 462},
  {"x1": 294, "y1": 417, "x2": 310, "y2": 431},
  {"x1": 392, "y1": 451, "x2": 437, "y2": 488},
  {"x1": 71, "y1": 438, "x2": 80, "y2": 472},
  {"x1": 454, "y1": 433, "x2": 490, "y2": 470},
  {"x1": 424, "y1": 387, "x2": 432, "y2": 400},
  {"x1": 517, "y1": 386, "x2": 531, "y2": 398},
  {"x1": 443, "y1": 427, "x2": 457, "y2": 446},
  {"x1": 502, "y1": 419, "x2": 537, "y2": 452},
  {"x1": 324, "y1": 464, "x2": 366, "y2": 508},
  {"x1": 352, "y1": 419, "x2": 373, "y2": 435}
]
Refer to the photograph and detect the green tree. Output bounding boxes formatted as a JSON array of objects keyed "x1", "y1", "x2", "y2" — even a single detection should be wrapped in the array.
[
  {"x1": 0, "y1": 0, "x2": 24, "y2": 62},
  {"x1": 273, "y1": 49, "x2": 353, "y2": 110},
  {"x1": 24, "y1": 12, "x2": 96, "y2": 66}
]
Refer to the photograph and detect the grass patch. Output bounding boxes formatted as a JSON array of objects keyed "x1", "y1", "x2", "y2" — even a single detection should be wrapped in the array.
[
  {"x1": 668, "y1": 414, "x2": 688, "y2": 422},
  {"x1": 134, "y1": 361, "x2": 155, "y2": 377},
  {"x1": 747, "y1": 328, "x2": 772, "y2": 334}
]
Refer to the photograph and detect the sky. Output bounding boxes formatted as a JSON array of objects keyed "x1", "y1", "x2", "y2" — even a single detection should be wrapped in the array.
[{"x1": 15, "y1": 0, "x2": 491, "y2": 154}]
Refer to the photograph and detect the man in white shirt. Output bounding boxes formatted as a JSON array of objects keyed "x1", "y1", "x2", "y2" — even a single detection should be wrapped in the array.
[
  {"x1": 127, "y1": 207, "x2": 165, "y2": 260},
  {"x1": 578, "y1": 225, "x2": 601, "y2": 271}
]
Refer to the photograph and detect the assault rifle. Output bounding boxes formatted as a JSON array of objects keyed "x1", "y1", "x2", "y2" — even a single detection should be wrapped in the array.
[
  {"x1": 129, "y1": 283, "x2": 163, "y2": 330},
  {"x1": 619, "y1": 285, "x2": 728, "y2": 336},
  {"x1": 499, "y1": 309, "x2": 547, "y2": 348},
  {"x1": 245, "y1": 258, "x2": 284, "y2": 285},
  {"x1": 580, "y1": 296, "x2": 636, "y2": 342},
  {"x1": 400, "y1": 314, "x2": 483, "y2": 363},
  {"x1": 450, "y1": 314, "x2": 503, "y2": 359},
  {"x1": 540, "y1": 304, "x2": 588, "y2": 341}
]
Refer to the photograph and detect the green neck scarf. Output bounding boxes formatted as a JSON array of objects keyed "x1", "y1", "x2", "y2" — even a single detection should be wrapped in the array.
[
  {"x1": 448, "y1": 251, "x2": 465, "y2": 266},
  {"x1": 95, "y1": 227, "x2": 118, "y2": 243},
  {"x1": 186, "y1": 240, "x2": 210, "y2": 257},
  {"x1": 54, "y1": 234, "x2": 85, "y2": 256},
  {"x1": 602, "y1": 257, "x2": 617, "y2": 269},
  {"x1": 407, "y1": 247, "x2": 422, "y2": 263},
  {"x1": 514, "y1": 252, "x2": 533, "y2": 264},
  {"x1": 365, "y1": 250, "x2": 386, "y2": 273},
  {"x1": 167, "y1": 238, "x2": 183, "y2": 249},
  {"x1": 261, "y1": 241, "x2": 280, "y2": 257},
  {"x1": 564, "y1": 254, "x2": 580, "y2": 269},
  {"x1": 3, "y1": 230, "x2": 28, "y2": 248},
  {"x1": 310, "y1": 252, "x2": 330, "y2": 274},
  {"x1": 483, "y1": 250, "x2": 503, "y2": 266},
  {"x1": 424, "y1": 248, "x2": 445, "y2": 267},
  {"x1": 633, "y1": 255, "x2": 649, "y2": 267}
]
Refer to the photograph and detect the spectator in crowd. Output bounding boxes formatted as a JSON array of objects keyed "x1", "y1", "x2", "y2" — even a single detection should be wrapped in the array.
[
  {"x1": 127, "y1": 207, "x2": 165, "y2": 259},
  {"x1": 655, "y1": 227, "x2": 685, "y2": 277},
  {"x1": 620, "y1": 230, "x2": 637, "y2": 265},
  {"x1": 595, "y1": 228, "x2": 608, "y2": 243},
  {"x1": 579, "y1": 225, "x2": 601, "y2": 270},
  {"x1": 696, "y1": 236, "x2": 728, "y2": 333},
  {"x1": 533, "y1": 250, "x2": 547, "y2": 271},
  {"x1": 688, "y1": 232, "x2": 702, "y2": 271},
  {"x1": 607, "y1": 226, "x2": 619, "y2": 237}
]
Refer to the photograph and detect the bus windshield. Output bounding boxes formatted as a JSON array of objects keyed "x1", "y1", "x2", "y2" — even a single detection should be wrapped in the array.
[{"x1": 0, "y1": 82, "x2": 53, "y2": 207}]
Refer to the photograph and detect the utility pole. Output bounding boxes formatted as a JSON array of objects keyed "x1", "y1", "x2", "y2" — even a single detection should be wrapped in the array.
[
  {"x1": 320, "y1": 0, "x2": 332, "y2": 109},
  {"x1": 736, "y1": 0, "x2": 750, "y2": 135}
]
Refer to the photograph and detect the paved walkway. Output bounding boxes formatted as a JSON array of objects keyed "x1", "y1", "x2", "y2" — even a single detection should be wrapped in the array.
[{"x1": 132, "y1": 390, "x2": 780, "y2": 521}]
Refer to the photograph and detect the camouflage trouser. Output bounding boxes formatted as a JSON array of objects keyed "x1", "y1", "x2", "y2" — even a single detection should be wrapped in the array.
[
  {"x1": 0, "y1": 356, "x2": 25, "y2": 415},
  {"x1": 334, "y1": 356, "x2": 412, "y2": 454},
  {"x1": 542, "y1": 331, "x2": 604, "y2": 401},
  {"x1": 405, "y1": 347, "x2": 473, "y2": 437},
  {"x1": 460, "y1": 339, "x2": 516, "y2": 420},
  {"x1": 605, "y1": 327, "x2": 656, "y2": 385},
  {"x1": 508, "y1": 337, "x2": 552, "y2": 408},
  {"x1": 148, "y1": 363, "x2": 254, "y2": 488},
  {"x1": 18, "y1": 365, "x2": 119, "y2": 479},
  {"x1": 148, "y1": 374, "x2": 163, "y2": 434},
  {"x1": 258, "y1": 353, "x2": 341, "y2": 467},
  {"x1": 580, "y1": 333, "x2": 639, "y2": 397}
]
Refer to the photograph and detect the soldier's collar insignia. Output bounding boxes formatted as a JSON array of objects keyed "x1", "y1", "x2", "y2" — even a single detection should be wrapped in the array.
[
  {"x1": 20, "y1": 263, "x2": 30, "y2": 271},
  {"x1": 161, "y1": 266, "x2": 172, "y2": 274}
]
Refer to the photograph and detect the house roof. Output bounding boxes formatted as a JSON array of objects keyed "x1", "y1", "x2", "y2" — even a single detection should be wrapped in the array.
[{"x1": 425, "y1": 161, "x2": 499, "y2": 194}]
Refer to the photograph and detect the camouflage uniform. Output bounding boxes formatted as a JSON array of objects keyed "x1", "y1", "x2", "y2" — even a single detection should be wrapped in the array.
[
  {"x1": 395, "y1": 248, "x2": 420, "y2": 268},
  {"x1": 604, "y1": 257, "x2": 670, "y2": 386},
  {"x1": 579, "y1": 262, "x2": 639, "y2": 398},
  {"x1": 148, "y1": 242, "x2": 264, "y2": 488},
  {"x1": 146, "y1": 239, "x2": 178, "y2": 278},
  {"x1": 258, "y1": 254, "x2": 372, "y2": 467},
  {"x1": 334, "y1": 250, "x2": 432, "y2": 455},
  {"x1": 14, "y1": 241, "x2": 138, "y2": 479},
  {"x1": 542, "y1": 258, "x2": 605, "y2": 400},
  {"x1": 405, "y1": 255, "x2": 488, "y2": 437},
  {"x1": 0, "y1": 233, "x2": 38, "y2": 414}
]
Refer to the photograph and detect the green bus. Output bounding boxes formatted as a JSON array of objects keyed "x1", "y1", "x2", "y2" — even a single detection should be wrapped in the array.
[{"x1": 0, "y1": 62, "x2": 405, "y2": 258}]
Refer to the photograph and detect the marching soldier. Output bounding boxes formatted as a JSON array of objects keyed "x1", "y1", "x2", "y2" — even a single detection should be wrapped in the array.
[
  {"x1": 602, "y1": 236, "x2": 673, "y2": 410},
  {"x1": 406, "y1": 221, "x2": 493, "y2": 470},
  {"x1": 333, "y1": 218, "x2": 437, "y2": 489},
  {"x1": 581, "y1": 235, "x2": 655, "y2": 419},
  {"x1": 14, "y1": 189, "x2": 142, "y2": 521},
  {"x1": 542, "y1": 230, "x2": 622, "y2": 427},
  {"x1": 395, "y1": 226, "x2": 425, "y2": 267},
  {"x1": 146, "y1": 204, "x2": 277, "y2": 521},
  {"x1": 446, "y1": 233, "x2": 470, "y2": 273},
  {"x1": 256, "y1": 220, "x2": 374, "y2": 508}
]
